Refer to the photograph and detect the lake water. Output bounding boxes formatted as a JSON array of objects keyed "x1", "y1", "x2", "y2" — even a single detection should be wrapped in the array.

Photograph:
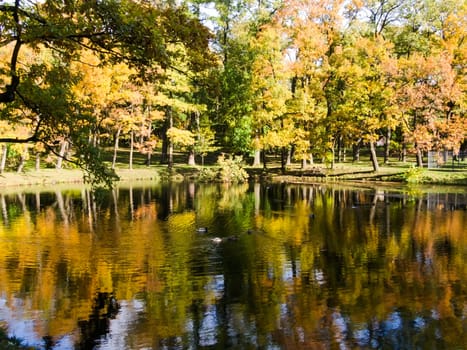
[{"x1": 0, "y1": 181, "x2": 466, "y2": 349}]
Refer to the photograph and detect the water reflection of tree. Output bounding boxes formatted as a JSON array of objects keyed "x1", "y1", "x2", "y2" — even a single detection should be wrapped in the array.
[
  {"x1": 77, "y1": 292, "x2": 120, "y2": 349},
  {"x1": 0, "y1": 184, "x2": 466, "y2": 349}
]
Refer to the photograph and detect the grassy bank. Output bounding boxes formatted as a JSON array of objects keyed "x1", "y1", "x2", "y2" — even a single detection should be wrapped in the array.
[
  {"x1": 1, "y1": 162, "x2": 466, "y2": 189},
  {"x1": 1, "y1": 147, "x2": 466, "y2": 188},
  {"x1": 0, "y1": 167, "x2": 161, "y2": 188},
  {"x1": 290, "y1": 163, "x2": 467, "y2": 185}
]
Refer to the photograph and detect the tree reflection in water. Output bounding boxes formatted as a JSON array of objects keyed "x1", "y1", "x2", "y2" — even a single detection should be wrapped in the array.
[
  {"x1": 77, "y1": 292, "x2": 119, "y2": 350},
  {"x1": 0, "y1": 183, "x2": 466, "y2": 349}
]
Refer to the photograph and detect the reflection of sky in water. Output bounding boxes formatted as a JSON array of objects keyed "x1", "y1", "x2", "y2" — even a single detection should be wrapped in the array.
[
  {"x1": 383, "y1": 311, "x2": 402, "y2": 331},
  {"x1": 0, "y1": 295, "x2": 76, "y2": 349},
  {"x1": 206, "y1": 274, "x2": 224, "y2": 299},
  {"x1": 198, "y1": 274, "x2": 225, "y2": 347},
  {"x1": 199, "y1": 304, "x2": 218, "y2": 347},
  {"x1": 96, "y1": 299, "x2": 145, "y2": 350},
  {"x1": 53, "y1": 336, "x2": 75, "y2": 349},
  {"x1": 283, "y1": 261, "x2": 300, "y2": 282},
  {"x1": 0, "y1": 296, "x2": 147, "y2": 350},
  {"x1": 314, "y1": 269, "x2": 326, "y2": 285},
  {"x1": 0, "y1": 296, "x2": 44, "y2": 348},
  {"x1": 353, "y1": 325, "x2": 371, "y2": 347},
  {"x1": 413, "y1": 316, "x2": 426, "y2": 330},
  {"x1": 332, "y1": 311, "x2": 349, "y2": 350},
  {"x1": 325, "y1": 310, "x2": 436, "y2": 348}
]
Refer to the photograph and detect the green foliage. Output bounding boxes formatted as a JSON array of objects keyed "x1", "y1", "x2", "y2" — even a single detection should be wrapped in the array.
[
  {"x1": 0, "y1": 0, "x2": 466, "y2": 181},
  {"x1": 402, "y1": 166, "x2": 424, "y2": 184},
  {"x1": 0, "y1": 327, "x2": 31, "y2": 349},
  {"x1": 217, "y1": 154, "x2": 249, "y2": 183},
  {"x1": 324, "y1": 152, "x2": 334, "y2": 168},
  {"x1": 229, "y1": 117, "x2": 253, "y2": 155},
  {"x1": 198, "y1": 154, "x2": 249, "y2": 183},
  {"x1": 79, "y1": 145, "x2": 120, "y2": 188},
  {"x1": 197, "y1": 166, "x2": 219, "y2": 182},
  {"x1": 194, "y1": 126, "x2": 219, "y2": 165},
  {"x1": 0, "y1": 0, "x2": 215, "y2": 187}
]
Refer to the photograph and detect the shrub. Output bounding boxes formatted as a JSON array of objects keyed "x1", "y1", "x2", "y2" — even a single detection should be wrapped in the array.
[
  {"x1": 198, "y1": 154, "x2": 249, "y2": 183},
  {"x1": 402, "y1": 166, "x2": 424, "y2": 184},
  {"x1": 197, "y1": 166, "x2": 218, "y2": 182}
]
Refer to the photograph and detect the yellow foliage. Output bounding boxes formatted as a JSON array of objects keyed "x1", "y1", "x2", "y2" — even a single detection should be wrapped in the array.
[{"x1": 167, "y1": 127, "x2": 195, "y2": 146}]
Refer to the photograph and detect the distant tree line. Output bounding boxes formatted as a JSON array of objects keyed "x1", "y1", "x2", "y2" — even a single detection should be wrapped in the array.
[{"x1": 1, "y1": 0, "x2": 466, "y2": 185}]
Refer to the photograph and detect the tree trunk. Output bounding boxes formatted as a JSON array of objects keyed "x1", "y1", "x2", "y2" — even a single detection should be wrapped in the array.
[
  {"x1": 253, "y1": 134, "x2": 261, "y2": 166},
  {"x1": 280, "y1": 147, "x2": 286, "y2": 173},
  {"x1": 168, "y1": 137, "x2": 173, "y2": 170},
  {"x1": 353, "y1": 139, "x2": 361, "y2": 162},
  {"x1": 160, "y1": 106, "x2": 173, "y2": 165},
  {"x1": 337, "y1": 135, "x2": 343, "y2": 163},
  {"x1": 369, "y1": 141, "x2": 380, "y2": 172},
  {"x1": 286, "y1": 147, "x2": 292, "y2": 166},
  {"x1": 56, "y1": 140, "x2": 68, "y2": 169},
  {"x1": 112, "y1": 127, "x2": 121, "y2": 170},
  {"x1": 188, "y1": 149, "x2": 196, "y2": 166},
  {"x1": 384, "y1": 128, "x2": 391, "y2": 164},
  {"x1": 0, "y1": 144, "x2": 7, "y2": 174},
  {"x1": 262, "y1": 149, "x2": 267, "y2": 169},
  {"x1": 17, "y1": 153, "x2": 26, "y2": 173},
  {"x1": 35, "y1": 152, "x2": 41, "y2": 171},
  {"x1": 416, "y1": 147, "x2": 423, "y2": 167},
  {"x1": 401, "y1": 142, "x2": 407, "y2": 162},
  {"x1": 253, "y1": 149, "x2": 261, "y2": 166},
  {"x1": 112, "y1": 127, "x2": 122, "y2": 169},
  {"x1": 330, "y1": 145, "x2": 335, "y2": 169},
  {"x1": 188, "y1": 112, "x2": 197, "y2": 167},
  {"x1": 129, "y1": 130, "x2": 134, "y2": 170},
  {"x1": 167, "y1": 106, "x2": 174, "y2": 170},
  {"x1": 145, "y1": 122, "x2": 153, "y2": 166},
  {"x1": 160, "y1": 132, "x2": 168, "y2": 164}
]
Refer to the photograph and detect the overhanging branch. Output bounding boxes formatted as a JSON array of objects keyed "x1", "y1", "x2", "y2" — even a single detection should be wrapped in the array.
[
  {"x1": 0, "y1": 0, "x2": 22, "y2": 104},
  {"x1": 0, "y1": 116, "x2": 42, "y2": 144},
  {"x1": 0, "y1": 135, "x2": 38, "y2": 143}
]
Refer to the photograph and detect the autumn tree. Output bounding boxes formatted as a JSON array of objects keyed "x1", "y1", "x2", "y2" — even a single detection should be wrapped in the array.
[
  {"x1": 276, "y1": 0, "x2": 346, "y2": 168},
  {"x1": 250, "y1": 22, "x2": 292, "y2": 170},
  {"x1": 202, "y1": 0, "x2": 281, "y2": 159},
  {"x1": 0, "y1": 0, "x2": 214, "y2": 186},
  {"x1": 395, "y1": 52, "x2": 464, "y2": 166},
  {"x1": 151, "y1": 49, "x2": 210, "y2": 168}
]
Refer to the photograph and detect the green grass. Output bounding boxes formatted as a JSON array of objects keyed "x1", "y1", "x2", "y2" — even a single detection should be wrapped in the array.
[
  {"x1": 247, "y1": 155, "x2": 467, "y2": 186},
  {"x1": 1, "y1": 148, "x2": 466, "y2": 188}
]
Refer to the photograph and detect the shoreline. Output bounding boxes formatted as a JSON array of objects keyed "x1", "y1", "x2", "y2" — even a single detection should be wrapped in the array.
[
  {"x1": 0, "y1": 168, "x2": 160, "y2": 189},
  {"x1": 1, "y1": 165, "x2": 466, "y2": 191}
]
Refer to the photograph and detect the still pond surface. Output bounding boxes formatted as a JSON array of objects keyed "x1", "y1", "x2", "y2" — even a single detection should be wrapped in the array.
[{"x1": 0, "y1": 181, "x2": 466, "y2": 349}]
